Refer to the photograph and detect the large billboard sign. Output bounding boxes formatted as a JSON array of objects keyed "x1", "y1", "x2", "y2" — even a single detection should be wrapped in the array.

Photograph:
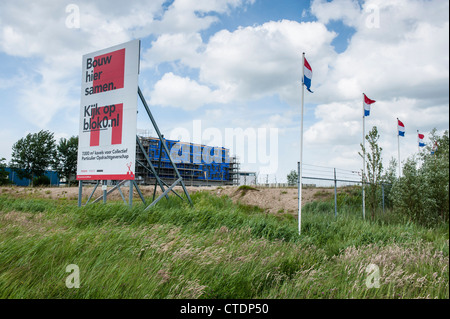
[{"x1": 76, "y1": 39, "x2": 140, "y2": 181}]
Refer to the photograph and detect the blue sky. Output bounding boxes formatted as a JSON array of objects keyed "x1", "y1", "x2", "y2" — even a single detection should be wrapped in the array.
[{"x1": 0, "y1": 0, "x2": 448, "y2": 183}]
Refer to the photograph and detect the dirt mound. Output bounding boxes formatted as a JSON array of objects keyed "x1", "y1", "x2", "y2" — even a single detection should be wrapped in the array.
[
  {"x1": 0, "y1": 185, "x2": 335, "y2": 216},
  {"x1": 212, "y1": 186, "x2": 334, "y2": 215}
]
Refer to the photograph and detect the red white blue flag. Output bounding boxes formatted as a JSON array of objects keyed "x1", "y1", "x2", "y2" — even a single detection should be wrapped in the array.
[
  {"x1": 418, "y1": 132, "x2": 426, "y2": 147},
  {"x1": 397, "y1": 119, "x2": 405, "y2": 137},
  {"x1": 303, "y1": 57, "x2": 313, "y2": 93},
  {"x1": 363, "y1": 94, "x2": 376, "y2": 116}
]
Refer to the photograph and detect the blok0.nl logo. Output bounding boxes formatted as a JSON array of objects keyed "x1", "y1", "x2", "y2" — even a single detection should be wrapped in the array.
[{"x1": 83, "y1": 103, "x2": 123, "y2": 146}]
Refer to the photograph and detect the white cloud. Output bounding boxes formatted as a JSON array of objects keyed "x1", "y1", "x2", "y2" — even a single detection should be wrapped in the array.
[
  {"x1": 296, "y1": 0, "x2": 449, "y2": 172},
  {"x1": 142, "y1": 32, "x2": 204, "y2": 69},
  {"x1": 0, "y1": 0, "x2": 164, "y2": 130},
  {"x1": 313, "y1": 0, "x2": 449, "y2": 103},
  {"x1": 200, "y1": 20, "x2": 336, "y2": 103},
  {"x1": 16, "y1": 63, "x2": 79, "y2": 128},
  {"x1": 144, "y1": 0, "x2": 448, "y2": 177},
  {"x1": 1, "y1": 0, "x2": 254, "y2": 127},
  {"x1": 305, "y1": 101, "x2": 361, "y2": 146},
  {"x1": 0, "y1": 129, "x2": 17, "y2": 162},
  {"x1": 150, "y1": 0, "x2": 254, "y2": 34},
  {"x1": 149, "y1": 72, "x2": 219, "y2": 110},
  {"x1": 148, "y1": 19, "x2": 337, "y2": 108},
  {"x1": 304, "y1": 96, "x2": 449, "y2": 175},
  {"x1": 311, "y1": 0, "x2": 361, "y2": 27}
]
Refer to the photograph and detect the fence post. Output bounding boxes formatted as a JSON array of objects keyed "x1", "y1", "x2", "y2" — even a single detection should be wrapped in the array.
[{"x1": 334, "y1": 168, "x2": 337, "y2": 217}]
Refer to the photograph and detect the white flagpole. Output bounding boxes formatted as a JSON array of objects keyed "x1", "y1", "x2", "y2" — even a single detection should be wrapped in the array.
[
  {"x1": 299, "y1": 52, "x2": 305, "y2": 235},
  {"x1": 362, "y1": 93, "x2": 366, "y2": 220},
  {"x1": 417, "y1": 130, "x2": 420, "y2": 153},
  {"x1": 397, "y1": 118, "x2": 401, "y2": 178}
]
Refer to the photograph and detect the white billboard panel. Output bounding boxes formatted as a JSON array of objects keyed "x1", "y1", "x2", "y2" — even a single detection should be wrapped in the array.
[{"x1": 76, "y1": 39, "x2": 140, "y2": 180}]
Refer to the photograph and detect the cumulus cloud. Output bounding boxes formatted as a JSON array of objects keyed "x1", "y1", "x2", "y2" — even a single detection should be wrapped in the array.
[
  {"x1": 149, "y1": 72, "x2": 215, "y2": 110},
  {"x1": 295, "y1": 0, "x2": 449, "y2": 172},
  {"x1": 0, "y1": 0, "x2": 164, "y2": 128},
  {"x1": 200, "y1": 20, "x2": 336, "y2": 102},
  {"x1": 150, "y1": 0, "x2": 248, "y2": 34},
  {"x1": 0, "y1": 0, "x2": 254, "y2": 127},
  {"x1": 142, "y1": 32, "x2": 205, "y2": 69},
  {"x1": 305, "y1": 101, "x2": 361, "y2": 145},
  {"x1": 141, "y1": 0, "x2": 448, "y2": 176},
  {"x1": 16, "y1": 65, "x2": 79, "y2": 128},
  {"x1": 315, "y1": 0, "x2": 449, "y2": 102},
  {"x1": 148, "y1": 0, "x2": 448, "y2": 112},
  {"x1": 148, "y1": 19, "x2": 337, "y2": 108},
  {"x1": 311, "y1": 0, "x2": 362, "y2": 27}
]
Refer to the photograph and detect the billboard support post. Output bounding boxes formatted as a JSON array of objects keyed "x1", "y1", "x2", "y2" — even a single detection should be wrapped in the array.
[
  {"x1": 102, "y1": 180, "x2": 107, "y2": 203},
  {"x1": 138, "y1": 87, "x2": 193, "y2": 208},
  {"x1": 129, "y1": 180, "x2": 133, "y2": 208},
  {"x1": 78, "y1": 181, "x2": 82, "y2": 207}
]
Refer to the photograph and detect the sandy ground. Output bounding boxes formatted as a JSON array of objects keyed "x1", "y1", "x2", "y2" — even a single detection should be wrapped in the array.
[
  {"x1": 0, "y1": 184, "x2": 337, "y2": 216},
  {"x1": 214, "y1": 186, "x2": 335, "y2": 215}
]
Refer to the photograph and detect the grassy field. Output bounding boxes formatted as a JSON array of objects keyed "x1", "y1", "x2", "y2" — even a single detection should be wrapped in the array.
[{"x1": 0, "y1": 189, "x2": 448, "y2": 299}]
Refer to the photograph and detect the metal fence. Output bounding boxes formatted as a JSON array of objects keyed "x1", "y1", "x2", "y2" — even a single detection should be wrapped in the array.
[{"x1": 258, "y1": 163, "x2": 392, "y2": 216}]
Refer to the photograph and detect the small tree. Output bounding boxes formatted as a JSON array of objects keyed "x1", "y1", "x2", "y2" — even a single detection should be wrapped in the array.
[
  {"x1": 390, "y1": 129, "x2": 449, "y2": 225},
  {"x1": 54, "y1": 136, "x2": 78, "y2": 186},
  {"x1": 287, "y1": 169, "x2": 298, "y2": 186},
  {"x1": 390, "y1": 156, "x2": 426, "y2": 223},
  {"x1": 381, "y1": 157, "x2": 397, "y2": 209},
  {"x1": 9, "y1": 130, "x2": 56, "y2": 186},
  {"x1": 359, "y1": 126, "x2": 383, "y2": 219}
]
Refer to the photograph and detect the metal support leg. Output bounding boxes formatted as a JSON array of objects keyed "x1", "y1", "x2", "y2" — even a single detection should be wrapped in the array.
[
  {"x1": 78, "y1": 181, "x2": 82, "y2": 207},
  {"x1": 102, "y1": 180, "x2": 107, "y2": 204},
  {"x1": 129, "y1": 180, "x2": 133, "y2": 208},
  {"x1": 145, "y1": 178, "x2": 182, "y2": 210},
  {"x1": 85, "y1": 181, "x2": 100, "y2": 205},
  {"x1": 136, "y1": 136, "x2": 169, "y2": 200},
  {"x1": 133, "y1": 181, "x2": 146, "y2": 205},
  {"x1": 138, "y1": 87, "x2": 193, "y2": 206},
  {"x1": 117, "y1": 184, "x2": 127, "y2": 204},
  {"x1": 92, "y1": 180, "x2": 126, "y2": 204}
]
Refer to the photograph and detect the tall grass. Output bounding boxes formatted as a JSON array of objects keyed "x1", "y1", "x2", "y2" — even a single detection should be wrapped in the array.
[{"x1": 0, "y1": 191, "x2": 448, "y2": 299}]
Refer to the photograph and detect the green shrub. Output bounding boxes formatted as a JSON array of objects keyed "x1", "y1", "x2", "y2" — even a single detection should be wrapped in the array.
[
  {"x1": 32, "y1": 175, "x2": 50, "y2": 186},
  {"x1": 389, "y1": 130, "x2": 449, "y2": 226}
]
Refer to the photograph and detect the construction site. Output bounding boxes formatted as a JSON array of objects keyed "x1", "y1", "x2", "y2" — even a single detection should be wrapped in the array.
[{"x1": 135, "y1": 135, "x2": 241, "y2": 186}]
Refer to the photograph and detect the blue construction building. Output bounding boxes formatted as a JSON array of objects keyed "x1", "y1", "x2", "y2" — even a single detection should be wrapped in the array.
[
  {"x1": 4, "y1": 167, "x2": 60, "y2": 186},
  {"x1": 136, "y1": 136, "x2": 240, "y2": 186}
]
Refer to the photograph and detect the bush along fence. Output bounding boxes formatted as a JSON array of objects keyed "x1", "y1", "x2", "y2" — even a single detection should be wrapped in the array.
[{"x1": 299, "y1": 164, "x2": 392, "y2": 218}]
